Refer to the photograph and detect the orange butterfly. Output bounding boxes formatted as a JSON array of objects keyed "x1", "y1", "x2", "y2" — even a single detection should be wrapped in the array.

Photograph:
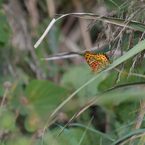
[{"x1": 84, "y1": 51, "x2": 110, "y2": 72}]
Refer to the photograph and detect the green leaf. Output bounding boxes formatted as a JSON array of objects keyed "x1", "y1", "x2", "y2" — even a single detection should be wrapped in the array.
[
  {"x1": 114, "y1": 102, "x2": 138, "y2": 123},
  {"x1": 0, "y1": 11, "x2": 10, "y2": 44},
  {"x1": 39, "y1": 128, "x2": 112, "y2": 145},
  {"x1": 61, "y1": 65, "x2": 108, "y2": 99},
  {"x1": 97, "y1": 84, "x2": 145, "y2": 106},
  {"x1": 70, "y1": 123, "x2": 115, "y2": 142},
  {"x1": 25, "y1": 79, "x2": 68, "y2": 128},
  {"x1": 0, "y1": 108, "x2": 15, "y2": 131},
  {"x1": 7, "y1": 136, "x2": 31, "y2": 145}
]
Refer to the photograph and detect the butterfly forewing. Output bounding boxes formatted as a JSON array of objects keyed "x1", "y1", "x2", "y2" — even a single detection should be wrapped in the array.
[{"x1": 84, "y1": 51, "x2": 110, "y2": 72}]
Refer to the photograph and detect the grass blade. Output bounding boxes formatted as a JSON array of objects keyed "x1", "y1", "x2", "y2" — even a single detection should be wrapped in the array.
[
  {"x1": 49, "y1": 39, "x2": 145, "y2": 118},
  {"x1": 70, "y1": 123, "x2": 115, "y2": 142},
  {"x1": 112, "y1": 129, "x2": 145, "y2": 145},
  {"x1": 34, "y1": 13, "x2": 145, "y2": 48}
]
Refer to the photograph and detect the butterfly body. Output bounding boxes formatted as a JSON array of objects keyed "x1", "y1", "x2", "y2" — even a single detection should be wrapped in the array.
[{"x1": 84, "y1": 51, "x2": 110, "y2": 72}]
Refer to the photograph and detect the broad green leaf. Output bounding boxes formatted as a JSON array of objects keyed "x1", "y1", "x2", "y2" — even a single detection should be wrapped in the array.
[
  {"x1": 24, "y1": 80, "x2": 69, "y2": 131},
  {"x1": 61, "y1": 65, "x2": 108, "y2": 100},
  {"x1": 25, "y1": 80, "x2": 68, "y2": 116}
]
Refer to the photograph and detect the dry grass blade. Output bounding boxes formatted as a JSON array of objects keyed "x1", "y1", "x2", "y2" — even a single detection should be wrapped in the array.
[
  {"x1": 34, "y1": 18, "x2": 56, "y2": 48},
  {"x1": 41, "y1": 47, "x2": 110, "y2": 61},
  {"x1": 34, "y1": 13, "x2": 145, "y2": 48},
  {"x1": 41, "y1": 54, "x2": 79, "y2": 61},
  {"x1": 41, "y1": 51, "x2": 82, "y2": 61},
  {"x1": 78, "y1": 118, "x2": 93, "y2": 145},
  {"x1": 57, "y1": 99, "x2": 95, "y2": 136}
]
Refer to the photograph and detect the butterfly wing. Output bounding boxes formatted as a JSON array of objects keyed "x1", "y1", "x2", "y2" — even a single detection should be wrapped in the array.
[{"x1": 84, "y1": 51, "x2": 110, "y2": 72}]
